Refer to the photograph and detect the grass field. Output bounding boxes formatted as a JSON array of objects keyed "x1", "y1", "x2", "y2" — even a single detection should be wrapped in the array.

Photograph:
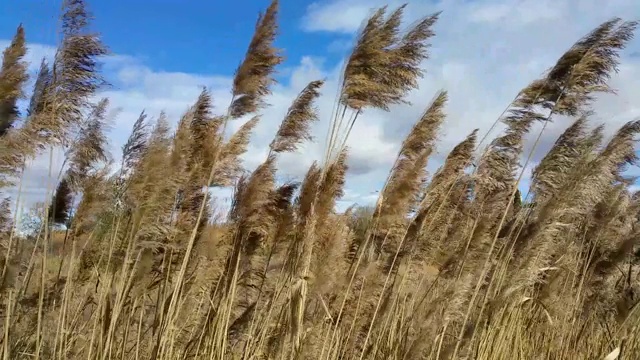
[{"x1": 0, "y1": 1, "x2": 639, "y2": 359}]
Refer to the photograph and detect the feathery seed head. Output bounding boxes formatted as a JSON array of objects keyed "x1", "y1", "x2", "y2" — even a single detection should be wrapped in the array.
[
  {"x1": 213, "y1": 116, "x2": 260, "y2": 187},
  {"x1": 341, "y1": 6, "x2": 439, "y2": 111},
  {"x1": 0, "y1": 24, "x2": 28, "y2": 136},
  {"x1": 270, "y1": 80, "x2": 324, "y2": 153},
  {"x1": 230, "y1": 0, "x2": 283, "y2": 118}
]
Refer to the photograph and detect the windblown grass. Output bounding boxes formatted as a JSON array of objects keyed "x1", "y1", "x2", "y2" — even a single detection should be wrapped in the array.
[{"x1": 0, "y1": 1, "x2": 639, "y2": 359}]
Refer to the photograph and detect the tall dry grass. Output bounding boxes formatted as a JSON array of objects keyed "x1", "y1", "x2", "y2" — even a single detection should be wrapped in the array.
[{"x1": 0, "y1": 1, "x2": 639, "y2": 359}]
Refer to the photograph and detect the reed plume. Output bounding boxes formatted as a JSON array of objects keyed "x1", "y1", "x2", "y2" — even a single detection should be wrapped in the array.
[
  {"x1": 33, "y1": 0, "x2": 108, "y2": 146},
  {"x1": 531, "y1": 116, "x2": 590, "y2": 203},
  {"x1": 188, "y1": 88, "x2": 216, "y2": 172},
  {"x1": 327, "y1": 6, "x2": 439, "y2": 163},
  {"x1": 0, "y1": 26, "x2": 30, "y2": 186},
  {"x1": 213, "y1": 116, "x2": 259, "y2": 187},
  {"x1": 0, "y1": 24, "x2": 28, "y2": 136},
  {"x1": 48, "y1": 176, "x2": 73, "y2": 226},
  {"x1": 126, "y1": 114, "x2": 175, "y2": 230},
  {"x1": 286, "y1": 162, "x2": 321, "y2": 276},
  {"x1": 229, "y1": 0, "x2": 283, "y2": 118},
  {"x1": 27, "y1": 59, "x2": 53, "y2": 119},
  {"x1": 425, "y1": 129, "x2": 478, "y2": 206},
  {"x1": 270, "y1": 80, "x2": 324, "y2": 153},
  {"x1": 407, "y1": 129, "x2": 478, "y2": 264},
  {"x1": 221, "y1": 156, "x2": 277, "y2": 344},
  {"x1": 315, "y1": 149, "x2": 348, "y2": 231},
  {"x1": 373, "y1": 91, "x2": 447, "y2": 261},
  {"x1": 120, "y1": 111, "x2": 149, "y2": 178},
  {"x1": 175, "y1": 89, "x2": 218, "y2": 239},
  {"x1": 341, "y1": 6, "x2": 439, "y2": 111},
  {"x1": 66, "y1": 98, "x2": 111, "y2": 188}
]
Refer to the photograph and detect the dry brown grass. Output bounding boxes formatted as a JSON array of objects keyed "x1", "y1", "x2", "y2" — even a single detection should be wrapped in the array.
[{"x1": 0, "y1": 1, "x2": 639, "y2": 359}]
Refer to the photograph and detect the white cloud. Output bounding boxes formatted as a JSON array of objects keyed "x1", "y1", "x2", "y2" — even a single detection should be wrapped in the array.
[
  {"x1": 302, "y1": 1, "x2": 376, "y2": 33},
  {"x1": 3, "y1": 0, "x2": 640, "y2": 217},
  {"x1": 298, "y1": 0, "x2": 640, "y2": 202}
]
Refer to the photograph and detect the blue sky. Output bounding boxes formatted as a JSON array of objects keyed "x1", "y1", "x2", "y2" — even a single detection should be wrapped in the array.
[
  {"x1": 2, "y1": 0, "x2": 640, "y2": 216},
  {"x1": 0, "y1": 0, "x2": 349, "y2": 79}
]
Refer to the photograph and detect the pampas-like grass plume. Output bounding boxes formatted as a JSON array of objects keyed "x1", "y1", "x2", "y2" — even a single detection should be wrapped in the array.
[
  {"x1": 120, "y1": 110, "x2": 149, "y2": 177},
  {"x1": 377, "y1": 91, "x2": 447, "y2": 223},
  {"x1": 316, "y1": 149, "x2": 349, "y2": 229},
  {"x1": 27, "y1": 59, "x2": 53, "y2": 118},
  {"x1": 229, "y1": 0, "x2": 283, "y2": 118},
  {"x1": 213, "y1": 116, "x2": 259, "y2": 187},
  {"x1": 326, "y1": 6, "x2": 439, "y2": 166},
  {"x1": 373, "y1": 90, "x2": 447, "y2": 262},
  {"x1": 189, "y1": 88, "x2": 216, "y2": 170},
  {"x1": 0, "y1": 24, "x2": 28, "y2": 136},
  {"x1": 66, "y1": 97, "x2": 111, "y2": 188},
  {"x1": 406, "y1": 129, "x2": 478, "y2": 262},
  {"x1": 48, "y1": 175, "x2": 73, "y2": 226},
  {"x1": 270, "y1": 80, "x2": 324, "y2": 153},
  {"x1": 34, "y1": 0, "x2": 108, "y2": 145},
  {"x1": 341, "y1": 6, "x2": 439, "y2": 111}
]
